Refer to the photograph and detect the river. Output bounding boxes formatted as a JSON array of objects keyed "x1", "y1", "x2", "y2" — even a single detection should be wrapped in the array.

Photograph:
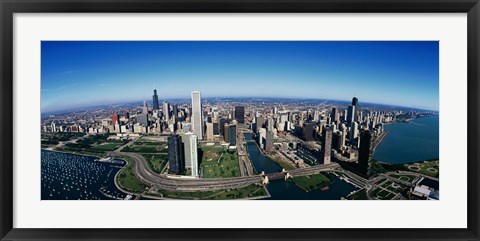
[{"x1": 244, "y1": 133, "x2": 358, "y2": 200}]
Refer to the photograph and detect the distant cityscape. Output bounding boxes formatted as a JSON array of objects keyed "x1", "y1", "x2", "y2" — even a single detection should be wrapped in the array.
[{"x1": 41, "y1": 87, "x2": 439, "y2": 200}]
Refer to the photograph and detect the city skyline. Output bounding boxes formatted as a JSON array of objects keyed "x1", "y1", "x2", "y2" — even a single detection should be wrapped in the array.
[{"x1": 41, "y1": 41, "x2": 439, "y2": 113}]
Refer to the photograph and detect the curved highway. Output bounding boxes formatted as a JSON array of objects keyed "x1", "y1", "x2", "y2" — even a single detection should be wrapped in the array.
[{"x1": 111, "y1": 152, "x2": 340, "y2": 192}]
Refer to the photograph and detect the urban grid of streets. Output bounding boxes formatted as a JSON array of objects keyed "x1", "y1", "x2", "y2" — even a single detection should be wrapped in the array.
[{"x1": 41, "y1": 89, "x2": 439, "y2": 200}]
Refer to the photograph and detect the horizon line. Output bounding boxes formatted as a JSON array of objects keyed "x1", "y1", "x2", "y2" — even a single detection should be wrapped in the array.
[{"x1": 41, "y1": 95, "x2": 438, "y2": 114}]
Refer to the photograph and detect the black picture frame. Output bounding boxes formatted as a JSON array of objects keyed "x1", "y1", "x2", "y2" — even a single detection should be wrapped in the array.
[{"x1": 1, "y1": 0, "x2": 479, "y2": 240}]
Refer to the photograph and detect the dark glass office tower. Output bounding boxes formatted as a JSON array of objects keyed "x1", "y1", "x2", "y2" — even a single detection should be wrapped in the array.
[
  {"x1": 303, "y1": 122, "x2": 315, "y2": 141},
  {"x1": 152, "y1": 88, "x2": 159, "y2": 110},
  {"x1": 168, "y1": 135, "x2": 184, "y2": 174},
  {"x1": 358, "y1": 129, "x2": 372, "y2": 177},
  {"x1": 234, "y1": 106, "x2": 245, "y2": 124},
  {"x1": 351, "y1": 96, "x2": 359, "y2": 122},
  {"x1": 352, "y1": 96, "x2": 358, "y2": 106},
  {"x1": 228, "y1": 124, "x2": 237, "y2": 146},
  {"x1": 172, "y1": 104, "x2": 178, "y2": 123}
]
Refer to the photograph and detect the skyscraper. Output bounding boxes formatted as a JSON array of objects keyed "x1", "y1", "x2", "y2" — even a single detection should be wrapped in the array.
[
  {"x1": 358, "y1": 129, "x2": 372, "y2": 177},
  {"x1": 258, "y1": 128, "x2": 267, "y2": 148},
  {"x1": 142, "y1": 100, "x2": 148, "y2": 114},
  {"x1": 267, "y1": 117, "x2": 274, "y2": 131},
  {"x1": 111, "y1": 114, "x2": 119, "y2": 125},
  {"x1": 51, "y1": 122, "x2": 56, "y2": 132},
  {"x1": 163, "y1": 102, "x2": 170, "y2": 121},
  {"x1": 223, "y1": 123, "x2": 230, "y2": 144},
  {"x1": 352, "y1": 96, "x2": 358, "y2": 106},
  {"x1": 136, "y1": 114, "x2": 149, "y2": 128},
  {"x1": 340, "y1": 123, "x2": 347, "y2": 149},
  {"x1": 331, "y1": 107, "x2": 339, "y2": 123},
  {"x1": 152, "y1": 87, "x2": 159, "y2": 110},
  {"x1": 303, "y1": 122, "x2": 315, "y2": 141},
  {"x1": 168, "y1": 135, "x2": 184, "y2": 175},
  {"x1": 351, "y1": 96, "x2": 359, "y2": 122},
  {"x1": 265, "y1": 130, "x2": 274, "y2": 151},
  {"x1": 219, "y1": 118, "x2": 229, "y2": 137},
  {"x1": 191, "y1": 91, "x2": 203, "y2": 140},
  {"x1": 205, "y1": 122, "x2": 214, "y2": 141},
  {"x1": 256, "y1": 116, "x2": 265, "y2": 133},
  {"x1": 234, "y1": 106, "x2": 245, "y2": 124},
  {"x1": 182, "y1": 133, "x2": 198, "y2": 177},
  {"x1": 172, "y1": 104, "x2": 178, "y2": 123},
  {"x1": 347, "y1": 105, "x2": 355, "y2": 127},
  {"x1": 228, "y1": 123, "x2": 237, "y2": 146},
  {"x1": 322, "y1": 126, "x2": 332, "y2": 164},
  {"x1": 350, "y1": 121, "x2": 359, "y2": 144}
]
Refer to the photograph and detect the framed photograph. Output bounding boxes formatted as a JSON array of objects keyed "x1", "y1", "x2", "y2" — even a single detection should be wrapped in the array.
[{"x1": 1, "y1": 0, "x2": 479, "y2": 240}]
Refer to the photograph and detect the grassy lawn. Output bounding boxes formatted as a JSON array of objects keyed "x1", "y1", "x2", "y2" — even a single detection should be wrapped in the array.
[
  {"x1": 201, "y1": 146, "x2": 241, "y2": 178},
  {"x1": 121, "y1": 140, "x2": 168, "y2": 173},
  {"x1": 347, "y1": 189, "x2": 368, "y2": 200},
  {"x1": 91, "y1": 142, "x2": 124, "y2": 151},
  {"x1": 404, "y1": 160, "x2": 439, "y2": 178},
  {"x1": 289, "y1": 172, "x2": 333, "y2": 192},
  {"x1": 390, "y1": 174, "x2": 417, "y2": 183},
  {"x1": 375, "y1": 178, "x2": 386, "y2": 185},
  {"x1": 54, "y1": 134, "x2": 128, "y2": 154},
  {"x1": 116, "y1": 156, "x2": 147, "y2": 194},
  {"x1": 54, "y1": 146, "x2": 106, "y2": 157},
  {"x1": 201, "y1": 146, "x2": 223, "y2": 161},
  {"x1": 121, "y1": 142, "x2": 167, "y2": 153},
  {"x1": 380, "y1": 181, "x2": 393, "y2": 188},
  {"x1": 151, "y1": 184, "x2": 268, "y2": 200},
  {"x1": 41, "y1": 132, "x2": 85, "y2": 146},
  {"x1": 371, "y1": 187, "x2": 396, "y2": 200},
  {"x1": 143, "y1": 153, "x2": 168, "y2": 174}
]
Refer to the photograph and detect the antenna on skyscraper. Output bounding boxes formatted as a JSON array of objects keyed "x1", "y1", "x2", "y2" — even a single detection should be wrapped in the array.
[{"x1": 154, "y1": 83, "x2": 156, "y2": 90}]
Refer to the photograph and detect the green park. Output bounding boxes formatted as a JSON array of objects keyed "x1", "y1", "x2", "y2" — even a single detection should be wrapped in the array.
[
  {"x1": 289, "y1": 172, "x2": 333, "y2": 192},
  {"x1": 200, "y1": 146, "x2": 241, "y2": 178},
  {"x1": 150, "y1": 184, "x2": 268, "y2": 200}
]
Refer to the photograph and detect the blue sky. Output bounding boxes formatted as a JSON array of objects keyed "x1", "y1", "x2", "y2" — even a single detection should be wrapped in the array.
[{"x1": 41, "y1": 41, "x2": 439, "y2": 112}]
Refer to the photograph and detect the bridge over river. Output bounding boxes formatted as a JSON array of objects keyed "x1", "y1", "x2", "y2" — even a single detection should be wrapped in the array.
[{"x1": 111, "y1": 152, "x2": 341, "y2": 192}]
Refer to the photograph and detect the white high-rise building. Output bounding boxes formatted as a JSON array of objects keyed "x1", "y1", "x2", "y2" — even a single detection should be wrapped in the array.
[
  {"x1": 163, "y1": 102, "x2": 170, "y2": 121},
  {"x1": 258, "y1": 128, "x2": 267, "y2": 149},
  {"x1": 350, "y1": 121, "x2": 359, "y2": 143},
  {"x1": 183, "y1": 133, "x2": 199, "y2": 177},
  {"x1": 191, "y1": 91, "x2": 203, "y2": 140}
]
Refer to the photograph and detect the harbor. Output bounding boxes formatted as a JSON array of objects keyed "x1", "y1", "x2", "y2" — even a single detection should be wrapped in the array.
[{"x1": 41, "y1": 150, "x2": 128, "y2": 200}]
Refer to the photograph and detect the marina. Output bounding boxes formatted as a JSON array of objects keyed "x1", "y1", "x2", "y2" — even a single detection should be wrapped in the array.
[{"x1": 41, "y1": 150, "x2": 128, "y2": 200}]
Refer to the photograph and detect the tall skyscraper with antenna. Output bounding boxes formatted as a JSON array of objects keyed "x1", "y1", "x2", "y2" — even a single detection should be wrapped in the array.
[
  {"x1": 352, "y1": 96, "x2": 358, "y2": 106},
  {"x1": 347, "y1": 95, "x2": 358, "y2": 126},
  {"x1": 191, "y1": 91, "x2": 203, "y2": 140},
  {"x1": 152, "y1": 85, "x2": 159, "y2": 110}
]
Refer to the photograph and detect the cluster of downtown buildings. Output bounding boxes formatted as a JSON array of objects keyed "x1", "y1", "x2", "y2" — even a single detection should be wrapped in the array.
[{"x1": 42, "y1": 87, "x2": 430, "y2": 179}]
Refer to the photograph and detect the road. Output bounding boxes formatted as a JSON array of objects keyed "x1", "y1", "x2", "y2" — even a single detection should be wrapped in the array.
[
  {"x1": 237, "y1": 130, "x2": 255, "y2": 176},
  {"x1": 112, "y1": 151, "x2": 340, "y2": 192}
]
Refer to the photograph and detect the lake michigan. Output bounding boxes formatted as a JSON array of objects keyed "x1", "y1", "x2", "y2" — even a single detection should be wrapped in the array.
[{"x1": 373, "y1": 115, "x2": 439, "y2": 164}]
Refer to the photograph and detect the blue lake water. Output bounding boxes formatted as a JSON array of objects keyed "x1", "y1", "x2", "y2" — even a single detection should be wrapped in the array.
[{"x1": 373, "y1": 115, "x2": 439, "y2": 164}]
